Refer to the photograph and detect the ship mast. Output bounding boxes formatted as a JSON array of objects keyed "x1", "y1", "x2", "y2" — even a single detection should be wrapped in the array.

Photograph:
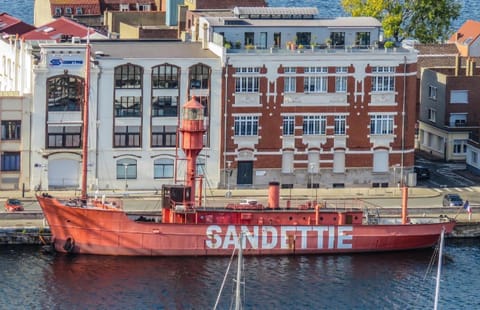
[{"x1": 81, "y1": 42, "x2": 91, "y2": 201}]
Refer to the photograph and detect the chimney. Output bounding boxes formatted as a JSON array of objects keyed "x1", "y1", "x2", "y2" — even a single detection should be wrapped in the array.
[
  {"x1": 202, "y1": 23, "x2": 208, "y2": 50},
  {"x1": 455, "y1": 54, "x2": 460, "y2": 76}
]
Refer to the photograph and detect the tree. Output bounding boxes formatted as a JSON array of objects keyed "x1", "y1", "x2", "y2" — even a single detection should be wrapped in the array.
[{"x1": 341, "y1": 0, "x2": 462, "y2": 43}]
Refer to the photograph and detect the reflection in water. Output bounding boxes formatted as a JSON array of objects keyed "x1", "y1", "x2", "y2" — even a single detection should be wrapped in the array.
[{"x1": 1, "y1": 240, "x2": 479, "y2": 309}]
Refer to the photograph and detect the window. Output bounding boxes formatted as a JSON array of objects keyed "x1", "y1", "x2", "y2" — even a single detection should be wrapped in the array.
[
  {"x1": 371, "y1": 66, "x2": 395, "y2": 92},
  {"x1": 189, "y1": 64, "x2": 210, "y2": 89},
  {"x1": 303, "y1": 115, "x2": 326, "y2": 135},
  {"x1": 235, "y1": 67, "x2": 260, "y2": 93},
  {"x1": 137, "y1": 4, "x2": 151, "y2": 11},
  {"x1": 234, "y1": 116, "x2": 258, "y2": 136},
  {"x1": 355, "y1": 32, "x2": 370, "y2": 46},
  {"x1": 1, "y1": 121, "x2": 21, "y2": 140},
  {"x1": 196, "y1": 96, "x2": 209, "y2": 117},
  {"x1": 152, "y1": 64, "x2": 179, "y2": 89},
  {"x1": 334, "y1": 115, "x2": 346, "y2": 135},
  {"x1": 450, "y1": 90, "x2": 468, "y2": 104},
  {"x1": 296, "y1": 32, "x2": 311, "y2": 45},
  {"x1": 76, "y1": 7, "x2": 83, "y2": 15},
  {"x1": 304, "y1": 67, "x2": 328, "y2": 93},
  {"x1": 65, "y1": 7, "x2": 72, "y2": 14},
  {"x1": 120, "y1": 4, "x2": 129, "y2": 11},
  {"x1": 1, "y1": 152, "x2": 20, "y2": 171},
  {"x1": 453, "y1": 140, "x2": 467, "y2": 154},
  {"x1": 428, "y1": 109, "x2": 436, "y2": 122},
  {"x1": 450, "y1": 113, "x2": 467, "y2": 127},
  {"x1": 244, "y1": 32, "x2": 254, "y2": 45},
  {"x1": 370, "y1": 115, "x2": 394, "y2": 135},
  {"x1": 196, "y1": 158, "x2": 205, "y2": 176},
  {"x1": 114, "y1": 96, "x2": 141, "y2": 117},
  {"x1": 335, "y1": 67, "x2": 348, "y2": 92},
  {"x1": 151, "y1": 126, "x2": 176, "y2": 147},
  {"x1": 472, "y1": 151, "x2": 478, "y2": 164},
  {"x1": 284, "y1": 67, "x2": 296, "y2": 93},
  {"x1": 152, "y1": 96, "x2": 178, "y2": 117},
  {"x1": 428, "y1": 86, "x2": 437, "y2": 100},
  {"x1": 154, "y1": 158, "x2": 174, "y2": 178},
  {"x1": 47, "y1": 125, "x2": 81, "y2": 148},
  {"x1": 114, "y1": 126, "x2": 141, "y2": 147},
  {"x1": 47, "y1": 76, "x2": 83, "y2": 111},
  {"x1": 330, "y1": 32, "x2": 345, "y2": 47},
  {"x1": 54, "y1": 7, "x2": 62, "y2": 16},
  {"x1": 283, "y1": 116, "x2": 295, "y2": 136},
  {"x1": 114, "y1": 64, "x2": 142, "y2": 89},
  {"x1": 116, "y1": 158, "x2": 137, "y2": 180}
]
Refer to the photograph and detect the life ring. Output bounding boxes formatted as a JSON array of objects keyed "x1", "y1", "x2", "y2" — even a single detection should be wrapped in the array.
[{"x1": 63, "y1": 237, "x2": 75, "y2": 253}]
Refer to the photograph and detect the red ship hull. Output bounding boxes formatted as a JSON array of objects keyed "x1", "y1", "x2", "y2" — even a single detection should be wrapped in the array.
[{"x1": 37, "y1": 195, "x2": 455, "y2": 256}]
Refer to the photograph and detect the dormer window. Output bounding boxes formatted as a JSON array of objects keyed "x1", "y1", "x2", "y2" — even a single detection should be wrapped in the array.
[
  {"x1": 54, "y1": 7, "x2": 62, "y2": 16},
  {"x1": 120, "y1": 4, "x2": 129, "y2": 11},
  {"x1": 65, "y1": 7, "x2": 72, "y2": 15},
  {"x1": 76, "y1": 7, "x2": 83, "y2": 15}
]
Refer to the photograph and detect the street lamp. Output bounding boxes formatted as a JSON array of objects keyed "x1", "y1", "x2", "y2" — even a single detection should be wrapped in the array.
[
  {"x1": 309, "y1": 163, "x2": 317, "y2": 202},
  {"x1": 123, "y1": 163, "x2": 129, "y2": 193},
  {"x1": 225, "y1": 161, "x2": 232, "y2": 198}
]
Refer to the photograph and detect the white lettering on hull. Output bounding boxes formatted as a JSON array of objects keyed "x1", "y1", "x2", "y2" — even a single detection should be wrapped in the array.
[{"x1": 205, "y1": 225, "x2": 353, "y2": 250}]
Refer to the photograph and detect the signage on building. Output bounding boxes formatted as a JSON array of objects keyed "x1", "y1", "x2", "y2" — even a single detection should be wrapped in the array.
[{"x1": 48, "y1": 57, "x2": 83, "y2": 67}]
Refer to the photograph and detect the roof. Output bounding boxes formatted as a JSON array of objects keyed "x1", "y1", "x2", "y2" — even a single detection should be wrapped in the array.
[
  {"x1": 50, "y1": 0, "x2": 99, "y2": 4},
  {"x1": 21, "y1": 17, "x2": 102, "y2": 42},
  {"x1": 449, "y1": 20, "x2": 480, "y2": 45},
  {"x1": 90, "y1": 40, "x2": 219, "y2": 59},
  {"x1": 233, "y1": 7, "x2": 318, "y2": 16},
  {"x1": 204, "y1": 15, "x2": 381, "y2": 28},
  {"x1": 103, "y1": 0, "x2": 153, "y2": 3},
  {"x1": 0, "y1": 13, "x2": 36, "y2": 35}
]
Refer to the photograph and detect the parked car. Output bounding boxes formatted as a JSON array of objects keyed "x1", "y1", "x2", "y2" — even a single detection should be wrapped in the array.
[
  {"x1": 4, "y1": 198, "x2": 24, "y2": 212},
  {"x1": 414, "y1": 166, "x2": 430, "y2": 180},
  {"x1": 442, "y1": 194, "x2": 463, "y2": 207}
]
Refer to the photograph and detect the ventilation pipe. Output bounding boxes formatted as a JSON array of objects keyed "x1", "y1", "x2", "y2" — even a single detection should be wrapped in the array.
[{"x1": 268, "y1": 182, "x2": 280, "y2": 209}]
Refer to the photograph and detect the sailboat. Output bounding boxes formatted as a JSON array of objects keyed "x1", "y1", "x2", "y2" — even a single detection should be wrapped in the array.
[{"x1": 36, "y1": 43, "x2": 456, "y2": 256}]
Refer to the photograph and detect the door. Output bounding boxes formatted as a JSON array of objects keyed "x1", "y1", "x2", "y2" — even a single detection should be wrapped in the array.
[
  {"x1": 237, "y1": 161, "x2": 253, "y2": 185},
  {"x1": 48, "y1": 159, "x2": 80, "y2": 189}
]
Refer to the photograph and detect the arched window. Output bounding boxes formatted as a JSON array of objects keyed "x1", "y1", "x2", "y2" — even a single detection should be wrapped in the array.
[
  {"x1": 114, "y1": 64, "x2": 143, "y2": 88},
  {"x1": 116, "y1": 158, "x2": 137, "y2": 179},
  {"x1": 47, "y1": 75, "x2": 83, "y2": 111},
  {"x1": 189, "y1": 64, "x2": 210, "y2": 89},
  {"x1": 152, "y1": 64, "x2": 179, "y2": 89},
  {"x1": 154, "y1": 158, "x2": 174, "y2": 179}
]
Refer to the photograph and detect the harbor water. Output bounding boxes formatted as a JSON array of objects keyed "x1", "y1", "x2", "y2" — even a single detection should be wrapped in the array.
[{"x1": 1, "y1": 239, "x2": 479, "y2": 309}]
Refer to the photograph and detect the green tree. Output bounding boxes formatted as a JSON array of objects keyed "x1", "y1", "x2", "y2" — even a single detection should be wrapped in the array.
[{"x1": 341, "y1": 0, "x2": 462, "y2": 43}]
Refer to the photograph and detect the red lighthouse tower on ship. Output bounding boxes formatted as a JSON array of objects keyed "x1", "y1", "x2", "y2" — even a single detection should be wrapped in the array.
[{"x1": 178, "y1": 96, "x2": 206, "y2": 205}]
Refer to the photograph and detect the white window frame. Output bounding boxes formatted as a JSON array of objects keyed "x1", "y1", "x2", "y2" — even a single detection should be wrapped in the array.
[
  {"x1": 371, "y1": 66, "x2": 395, "y2": 92},
  {"x1": 282, "y1": 116, "x2": 295, "y2": 136},
  {"x1": 120, "y1": 4, "x2": 129, "y2": 11},
  {"x1": 370, "y1": 115, "x2": 394, "y2": 135},
  {"x1": 284, "y1": 76, "x2": 296, "y2": 93},
  {"x1": 335, "y1": 67, "x2": 347, "y2": 93},
  {"x1": 235, "y1": 67, "x2": 260, "y2": 93},
  {"x1": 65, "y1": 7, "x2": 72, "y2": 15},
  {"x1": 428, "y1": 85, "x2": 437, "y2": 100},
  {"x1": 334, "y1": 115, "x2": 346, "y2": 135},
  {"x1": 428, "y1": 108, "x2": 436, "y2": 122},
  {"x1": 303, "y1": 115, "x2": 326, "y2": 135},
  {"x1": 453, "y1": 139, "x2": 467, "y2": 154},
  {"x1": 234, "y1": 116, "x2": 259, "y2": 136},
  {"x1": 304, "y1": 67, "x2": 328, "y2": 93}
]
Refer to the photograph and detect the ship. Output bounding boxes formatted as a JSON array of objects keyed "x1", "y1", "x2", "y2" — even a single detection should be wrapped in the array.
[{"x1": 36, "y1": 43, "x2": 455, "y2": 256}]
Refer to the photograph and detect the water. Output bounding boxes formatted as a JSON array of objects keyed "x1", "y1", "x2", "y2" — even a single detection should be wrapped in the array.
[
  {"x1": 1, "y1": 0, "x2": 479, "y2": 32},
  {"x1": 1, "y1": 239, "x2": 479, "y2": 309}
]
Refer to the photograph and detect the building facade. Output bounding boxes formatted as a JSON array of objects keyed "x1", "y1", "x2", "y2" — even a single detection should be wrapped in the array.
[
  {"x1": 30, "y1": 40, "x2": 222, "y2": 192},
  {"x1": 194, "y1": 7, "x2": 418, "y2": 188}
]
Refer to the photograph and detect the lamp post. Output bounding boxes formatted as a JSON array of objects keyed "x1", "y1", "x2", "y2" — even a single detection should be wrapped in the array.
[
  {"x1": 309, "y1": 163, "x2": 317, "y2": 202},
  {"x1": 123, "y1": 163, "x2": 129, "y2": 193},
  {"x1": 226, "y1": 161, "x2": 232, "y2": 198}
]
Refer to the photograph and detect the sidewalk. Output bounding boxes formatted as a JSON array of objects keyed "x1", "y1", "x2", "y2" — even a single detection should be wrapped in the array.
[{"x1": 0, "y1": 186, "x2": 448, "y2": 201}]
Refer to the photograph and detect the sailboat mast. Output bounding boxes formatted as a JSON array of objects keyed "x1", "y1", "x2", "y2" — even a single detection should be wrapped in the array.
[{"x1": 81, "y1": 42, "x2": 91, "y2": 200}]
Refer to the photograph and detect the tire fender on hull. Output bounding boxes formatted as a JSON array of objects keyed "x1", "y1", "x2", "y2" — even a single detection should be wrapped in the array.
[{"x1": 63, "y1": 237, "x2": 75, "y2": 253}]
